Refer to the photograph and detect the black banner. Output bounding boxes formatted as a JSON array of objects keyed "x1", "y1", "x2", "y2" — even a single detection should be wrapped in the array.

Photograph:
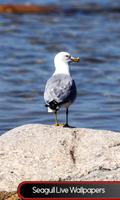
[{"x1": 18, "y1": 181, "x2": 120, "y2": 199}]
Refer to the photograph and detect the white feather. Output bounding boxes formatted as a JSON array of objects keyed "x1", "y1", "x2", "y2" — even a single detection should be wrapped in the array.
[{"x1": 48, "y1": 107, "x2": 54, "y2": 113}]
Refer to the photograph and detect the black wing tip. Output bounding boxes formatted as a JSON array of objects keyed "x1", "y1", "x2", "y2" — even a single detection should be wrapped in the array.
[{"x1": 45, "y1": 100, "x2": 60, "y2": 111}]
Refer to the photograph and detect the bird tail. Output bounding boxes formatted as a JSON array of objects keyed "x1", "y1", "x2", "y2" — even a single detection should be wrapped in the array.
[{"x1": 45, "y1": 100, "x2": 60, "y2": 113}]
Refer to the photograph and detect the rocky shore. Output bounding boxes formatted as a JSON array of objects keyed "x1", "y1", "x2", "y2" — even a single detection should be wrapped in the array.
[{"x1": 0, "y1": 124, "x2": 120, "y2": 199}]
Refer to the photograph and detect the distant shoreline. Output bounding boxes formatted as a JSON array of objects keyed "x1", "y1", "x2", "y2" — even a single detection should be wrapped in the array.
[{"x1": 0, "y1": 4, "x2": 119, "y2": 14}]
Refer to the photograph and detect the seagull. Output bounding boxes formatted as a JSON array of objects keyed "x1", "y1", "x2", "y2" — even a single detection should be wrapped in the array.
[{"x1": 44, "y1": 52, "x2": 80, "y2": 127}]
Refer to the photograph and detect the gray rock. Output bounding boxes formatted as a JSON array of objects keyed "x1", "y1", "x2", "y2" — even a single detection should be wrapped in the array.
[{"x1": 0, "y1": 124, "x2": 120, "y2": 191}]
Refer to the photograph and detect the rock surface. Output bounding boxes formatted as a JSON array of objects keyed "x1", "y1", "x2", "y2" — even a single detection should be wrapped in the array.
[{"x1": 0, "y1": 124, "x2": 120, "y2": 191}]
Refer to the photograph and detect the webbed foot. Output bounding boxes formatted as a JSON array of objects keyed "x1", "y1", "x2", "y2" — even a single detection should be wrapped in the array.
[
  {"x1": 63, "y1": 124, "x2": 70, "y2": 128},
  {"x1": 54, "y1": 123, "x2": 65, "y2": 127}
]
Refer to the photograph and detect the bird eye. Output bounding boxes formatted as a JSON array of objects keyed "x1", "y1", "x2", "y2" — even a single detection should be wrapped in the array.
[{"x1": 65, "y1": 55, "x2": 69, "y2": 58}]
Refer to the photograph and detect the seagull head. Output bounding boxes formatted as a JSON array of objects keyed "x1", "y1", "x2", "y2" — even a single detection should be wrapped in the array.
[
  {"x1": 54, "y1": 52, "x2": 80, "y2": 75},
  {"x1": 54, "y1": 52, "x2": 80, "y2": 65}
]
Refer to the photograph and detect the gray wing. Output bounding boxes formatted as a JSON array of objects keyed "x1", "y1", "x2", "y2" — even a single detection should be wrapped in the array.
[{"x1": 44, "y1": 74, "x2": 77, "y2": 106}]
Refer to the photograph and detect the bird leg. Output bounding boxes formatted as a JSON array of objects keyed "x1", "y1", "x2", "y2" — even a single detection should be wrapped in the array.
[
  {"x1": 54, "y1": 108, "x2": 70, "y2": 127},
  {"x1": 63, "y1": 108, "x2": 69, "y2": 127},
  {"x1": 54, "y1": 111, "x2": 59, "y2": 126},
  {"x1": 54, "y1": 111, "x2": 65, "y2": 127}
]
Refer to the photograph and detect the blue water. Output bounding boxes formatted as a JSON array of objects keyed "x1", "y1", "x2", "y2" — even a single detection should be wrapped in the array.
[{"x1": 0, "y1": 0, "x2": 120, "y2": 134}]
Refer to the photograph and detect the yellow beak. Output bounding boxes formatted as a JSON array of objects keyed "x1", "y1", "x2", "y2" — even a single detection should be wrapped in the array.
[{"x1": 71, "y1": 56, "x2": 80, "y2": 63}]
